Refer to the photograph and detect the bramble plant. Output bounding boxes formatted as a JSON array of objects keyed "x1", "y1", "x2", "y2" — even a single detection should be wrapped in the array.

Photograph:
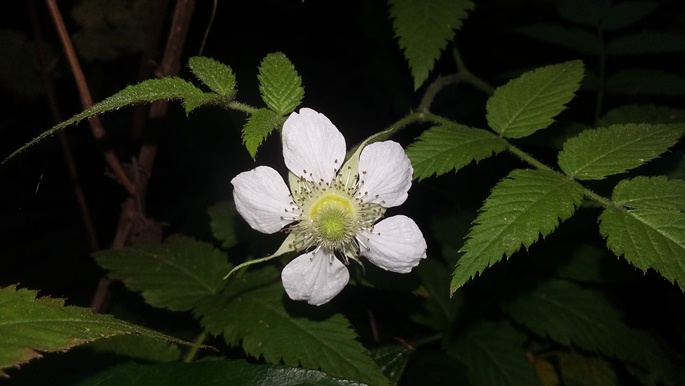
[{"x1": 1, "y1": 0, "x2": 685, "y2": 385}]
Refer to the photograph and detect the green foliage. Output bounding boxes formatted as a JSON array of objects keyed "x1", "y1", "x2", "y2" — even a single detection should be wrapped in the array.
[
  {"x1": 0, "y1": 285, "x2": 188, "y2": 376},
  {"x1": 606, "y1": 32, "x2": 685, "y2": 55},
  {"x1": 486, "y1": 60, "x2": 584, "y2": 139},
  {"x1": 207, "y1": 201, "x2": 238, "y2": 249},
  {"x1": 598, "y1": 105, "x2": 685, "y2": 126},
  {"x1": 94, "y1": 235, "x2": 230, "y2": 312},
  {"x1": 406, "y1": 124, "x2": 506, "y2": 180},
  {"x1": 514, "y1": 24, "x2": 600, "y2": 55},
  {"x1": 369, "y1": 344, "x2": 414, "y2": 384},
  {"x1": 451, "y1": 169, "x2": 585, "y2": 292},
  {"x1": 605, "y1": 69, "x2": 685, "y2": 96},
  {"x1": 558, "y1": 123, "x2": 685, "y2": 180},
  {"x1": 196, "y1": 267, "x2": 389, "y2": 386},
  {"x1": 188, "y1": 56, "x2": 237, "y2": 98},
  {"x1": 388, "y1": 0, "x2": 474, "y2": 90},
  {"x1": 556, "y1": 352, "x2": 618, "y2": 386},
  {"x1": 242, "y1": 108, "x2": 283, "y2": 159},
  {"x1": 599, "y1": 176, "x2": 685, "y2": 290},
  {"x1": 257, "y1": 52, "x2": 304, "y2": 116}
]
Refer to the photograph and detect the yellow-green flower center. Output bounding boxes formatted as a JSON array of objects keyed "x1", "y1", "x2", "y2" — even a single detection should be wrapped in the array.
[{"x1": 310, "y1": 195, "x2": 354, "y2": 243}]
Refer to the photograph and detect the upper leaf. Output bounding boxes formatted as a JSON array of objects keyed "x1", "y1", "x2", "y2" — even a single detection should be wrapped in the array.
[
  {"x1": 196, "y1": 267, "x2": 389, "y2": 386},
  {"x1": 405, "y1": 124, "x2": 506, "y2": 180},
  {"x1": 257, "y1": 52, "x2": 304, "y2": 115},
  {"x1": 188, "y1": 56, "x2": 236, "y2": 98},
  {"x1": 450, "y1": 169, "x2": 584, "y2": 293},
  {"x1": 388, "y1": 0, "x2": 474, "y2": 90},
  {"x1": 242, "y1": 108, "x2": 284, "y2": 159},
  {"x1": 599, "y1": 176, "x2": 685, "y2": 290},
  {"x1": 486, "y1": 60, "x2": 584, "y2": 139},
  {"x1": 0, "y1": 285, "x2": 189, "y2": 376},
  {"x1": 557, "y1": 123, "x2": 685, "y2": 180},
  {"x1": 94, "y1": 235, "x2": 230, "y2": 312}
]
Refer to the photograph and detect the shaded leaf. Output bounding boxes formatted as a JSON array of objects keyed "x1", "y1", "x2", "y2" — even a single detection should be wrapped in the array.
[
  {"x1": 412, "y1": 258, "x2": 463, "y2": 335},
  {"x1": 557, "y1": 123, "x2": 685, "y2": 180},
  {"x1": 370, "y1": 344, "x2": 414, "y2": 384},
  {"x1": 83, "y1": 335, "x2": 181, "y2": 363},
  {"x1": 242, "y1": 108, "x2": 283, "y2": 159},
  {"x1": 389, "y1": 0, "x2": 474, "y2": 90},
  {"x1": 606, "y1": 69, "x2": 685, "y2": 96},
  {"x1": 557, "y1": 352, "x2": 617, "y2": 386},
  {"x1": 607, "y1": 32, "x2": 685, "y2": 55},
  {"x1": 600, "y1": 1, "x2": 660, "y2": 31},
  {"x1": 188, "y1": 56, "x2": 236, "y2": 98},
  {"x1": 94, "y1": 235, "x2": 229, "y2": 312},
  {"x1": 486, "y1": 60, "x2": 584, "y2": 139},
  {"x1": 599, "y1": 105, "x2": 685, "y2": 126},
  {"x1": 0, "y1": 286, "x2": 188, "y2": 376},
  {"x1": 514, "y1": 24, "x2": 600, "y2": 55},
  {"x1": 207, "y1": 201, "x2": 238, "y2": 249},
  {"x1": 258, "y1": 52, "x2": 304, "y2": 115},
  {"x1": 558, "y1": 0, "x2": 611, "y2": 27},
  {"x1": 406, "y1": 124, "x2": 506, "y2": 180},
  {"x1": 450, "y1": 169, "x2": 584, "y2": 293}
]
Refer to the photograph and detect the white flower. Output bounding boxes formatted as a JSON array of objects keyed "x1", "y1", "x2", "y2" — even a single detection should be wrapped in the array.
[{"x1": 231, "y1": 108, "x2": 427, "y2": 305}]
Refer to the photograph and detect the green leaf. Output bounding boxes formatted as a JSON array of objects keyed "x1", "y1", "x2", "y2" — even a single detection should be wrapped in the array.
[
  {"x1": 599, "y1": 104, "x2": 685, "y2": 126},
  {"x1": 448, "y1": 321, "x2": 538, "y2": 386},
  {"x1": 599, "y1": 176, "x2": 685, "y2": 290},
  {"x1": 389, "y1": 0, "x2": 474, "y2": 90},
  {"x1": 370, "y1": 344, "x2": 414, "y2": 384},
  {"x1": 0, "y1": 285, "x2": 189, "y2": 376},
  {"x1": 514, "y1": 24, "x2": 600, "y2": 55},
  {"x1": 486, "y1": 60, "x2": 584, "y2": 138},
  {"x1": 83, "y1": 335, "x2": 181, "y2": 363},
  {"x1": 257, "y1": 52, "x2": 304, "y2": 115},
  {"x1": 556, "y1": 352, "x2": 618, "y2": 386},
  {"x1": 207, "y1": 201, "x2": 238, "y2": 249},
  {"x1": 450, "y1": 169, "x2": 584, "y2": 293},
  {"x1": 242, "y1": 108, "x2": 284, "y2": 159},
  {"x1": 600, "y1": 1, "x2": 660, "y2": 31},
  {"x1": 558, "y1": 0, "x2": 611, "y2": 28},
  {"x1": 557, "y1": 123, "x2": 685, "y2": 180},
  {"x1": 405, "y1": 124, "x2": 506, "y2": 180},
  {"x1": 412, "y1": 258, "x2": 463, "y2": 334},
  {"x1": 196, "y1": 267, "x2": 389, "y2": 386},
  {"x1": 4, "y1": 77, "x2": 207, "y2": 163},
  {"x1": 606, "y1": 69, "x2": 685, "y2": 96},
  {"x1": 94, "y1": 235, "x2": 230, "y2": 312},
  {"x1": 607, "y1": 32, "x2": 685, "y2": 55},
  {"x1": 187, "y1": 56, "x2": 236, "y2": 98},
  {"x1": 74, "y1": 360, "x2": 367, "y2": 386}
]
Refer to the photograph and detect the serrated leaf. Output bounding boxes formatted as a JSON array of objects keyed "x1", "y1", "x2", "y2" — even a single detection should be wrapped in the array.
[
  {"x1": 207, "y1": 201, "x2": 238, "y2": 249},
  {"x1": 607, "y1": 32, "x2": 685, "y2": 55},
  {"x1": 389, "y1": 0, "x2": 474, "y2": 90},
  {"x1": 257, "y1": 52, "x2": 304, "y2": 115},
  {"x1": 599, "y1": 104, "x2": 685, "y2": 126},
  {"x1": 448, "y1": 321, "x2": 538, "y2": 386},
  {"x1": 606, "y1": 69, "x2": 685, "y2": 96},
  {"x1": 83, "y1": 335, "x2": 181, "y2": 363},
  {"x1": 406, "y1": 124, "x2": 506, "y2": 180},
  {"x1": 4, "y1": 77, "x2": 207, "y2": 163},
  {"x1": 557, "y1": 352, "x2": 617, "y2": 386},
  {"x1": 514, "y1": 24, "x2": 600, "y2": 55},
  {"x1": 74, "y1": 360, "x2": 367, "y2": 386},
  {"x1": 370, "y1": 344, "x2": 414, "y2": 384},
  {"x1": 450, "y1": 169, "x2": 584, "y2": 293},
  {"x1": 242, "y1": 108, "x2": 283, "y2": 159},
  {"x1": 187, "y1": 56, "x2": 236, "y2": 98},
  {"x1": 0, "y1": 285, "x2": 189, "y2": 376},
  {"x1": 600, "y1": 1, "x2": 660, "y2": 31},
  {"x1": 94, "y1": 235, "x2": 230, "y2": 312},
  {"x1": 196, "y1": 267, "x2": 389, "y2": 386},
  {"x1": 599, "y1": 176, "x2": 685, "y2": 290},
  {"x1": 557, "y1": 123, "x2": 685, "y2": 180},
  {"x1": 486, "y1": 60, "x2": 584, "y2": 139},
  {"x1": 558, "y1": 0, "x2": 611, "y2": 27}
]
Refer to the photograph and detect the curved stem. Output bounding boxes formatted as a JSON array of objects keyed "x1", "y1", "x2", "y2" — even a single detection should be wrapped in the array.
[{"x1": 183, "y1": 330, "x2": 207, "y2": 363}]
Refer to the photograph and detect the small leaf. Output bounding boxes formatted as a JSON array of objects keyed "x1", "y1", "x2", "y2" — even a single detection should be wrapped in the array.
[
  {"x1": 0, "y1": 285, "x2": 189, "y2": 376},
  {"x1": 486, "y1": 60, "x2": 584, "y2": 139},
  {"x1": 242, "y1": 108, "x2": 284, "y2": 159},
  {"x1": 406, "y1": 124, "x2": 506, "y2": 180},
  {"x1": 450, "y1": 169, "x2": 584, "y2": 293},
  {"x1": 389, "y1": 0, "x2": 475, "y2": 90},
  {"x1": 448, "y1": 321, "x2": 538, "y2": 386},
  {"x1": 606, "y1": 69, "x2": 685, "y2": 96},
  {"x1": 607, "y1": 32, "x2": 685, "y2": 55},
  {"x1": 600, "y1": 1, "x2": 660, "y2": 31},
  {"x1": 599, "y1": 176, "x2": 685, "y2": 290},
  {"x1": 94, "y1": 235, "x2": 230, "y2": 312},
  {"x1": 599, "y1": 104, "x2": 685, "y2": 126},
  {"x1": 514, "y1": 24, "x2": 600, "y2": 55},
  {"x1": 207, "y1": 201, "x2": 238, "y2": 249},
  {"x1": 257, "y1": 52, "x2": 304, "y2": 115},
  {"x1": 188, "y1": 56, "x2": 236, "y2": 98},
  {"x1": 196, "y1": 267, "x2": 389, "y2": 386},
  {"x1": 74, "y1": 360, "x2": 367, "y2": 386},
  {"x1": 557, "y1": 123, "x2": 685, "y2": 180}
]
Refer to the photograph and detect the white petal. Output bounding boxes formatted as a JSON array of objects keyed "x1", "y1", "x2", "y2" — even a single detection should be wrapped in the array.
[
  {"x1": 357, "y1": 141, "x2": 413, "y2": 207},
  {"x1": 281, "y1": 249, "x2": 350, "y2": 306},
  {"x1": 359, "y1": 215, "x2": 426, "y2": 273},
  {"x1": 231, "y1": 166, "x2": 295, "y2": 234},
  {"x1": 283, "y1": 108, "x2": 346, "y2": 182}
]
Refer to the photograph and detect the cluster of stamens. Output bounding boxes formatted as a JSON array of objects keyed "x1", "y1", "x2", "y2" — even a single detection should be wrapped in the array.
[{"x1": 281, "y1": 162, "x2": 385, "y2": 264}]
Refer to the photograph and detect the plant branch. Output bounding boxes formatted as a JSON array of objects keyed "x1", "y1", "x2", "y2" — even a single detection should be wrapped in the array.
[{"x1": 183, "y1": 330, "x2": 208, "y2": 363}]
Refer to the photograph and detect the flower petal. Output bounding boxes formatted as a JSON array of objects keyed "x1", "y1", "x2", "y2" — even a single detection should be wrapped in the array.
[
  {"x1": 357, "y1": 141, "x2": 413, "y2": 207},
  {"x1": 283, "y1": 108, "x2": 346, "y2": 182},
  {"x1": 281, "y1": 249, "x2": 350, "y2": 306},
  {"x1": 359, "y1": 215, "x2": 426, "y2": 273},
  {"x1": 231, "y1": 166, "x2": 295, "y2": 234}
]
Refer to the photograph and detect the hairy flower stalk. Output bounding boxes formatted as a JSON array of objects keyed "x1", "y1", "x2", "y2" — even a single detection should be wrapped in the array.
[{"x1": 229, "y1": 108, "x2": 427, "y2": 305}]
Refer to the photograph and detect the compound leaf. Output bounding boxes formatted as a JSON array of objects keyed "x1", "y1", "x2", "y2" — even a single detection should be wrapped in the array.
[
  {"x1": 242, "y1": 108, "x2": 284, "y2": 159},
  {"x1": 258, "y1": 52, "x2": 304, "y2": 115},
  {"x1": 188, "y1": 56, "x2": 236, "y2": 98},
  {"x1": 486, "y1": 60, "x2": 584, "y2": 138},
  {"x1": 450, "y1": 169, "x2": 584, "y2": 293}
]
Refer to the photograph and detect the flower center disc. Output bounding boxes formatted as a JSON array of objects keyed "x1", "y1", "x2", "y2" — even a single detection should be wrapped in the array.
[{"x1": 309, "y1": 195, "x2": 355, "y2": 243}]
